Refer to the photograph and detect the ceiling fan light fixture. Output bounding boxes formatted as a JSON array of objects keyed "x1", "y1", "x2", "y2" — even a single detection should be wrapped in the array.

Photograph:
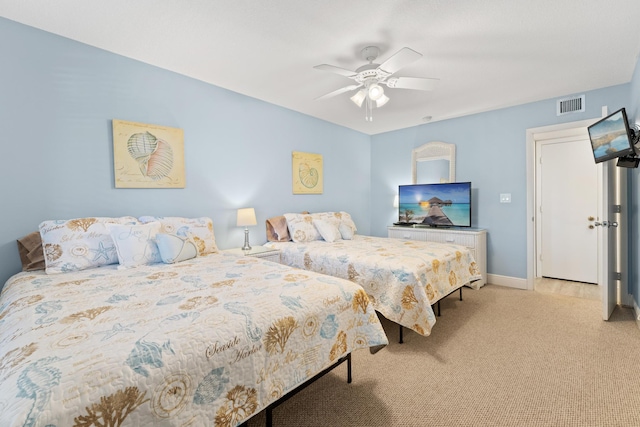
[
  {"x1": 314, "y1": 46, "x2": 438, "y2": 123},
  {"x1": 368, "y1": 83, "x2": 384, "y2": 101},
  {"x1": 375, "y1": 94, "x2": 390, "y2": 108},
  {"x1": 350, "y1": 89, "x2": 366, "y2": 107}
]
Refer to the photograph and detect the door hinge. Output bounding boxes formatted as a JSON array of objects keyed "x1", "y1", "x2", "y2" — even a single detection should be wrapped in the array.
[
  {"x1": 539, "y1": 157, "x2": 543, "y2": 164},
  {"x1": 539, "y1": 254, "x2": 543, "y2": 261},
  {"x1": 612, "y1": 205, "x2": 622, "y2": 214},
  {"x1": 615, "y1": 272, "x2": 622, "y2": 281}
]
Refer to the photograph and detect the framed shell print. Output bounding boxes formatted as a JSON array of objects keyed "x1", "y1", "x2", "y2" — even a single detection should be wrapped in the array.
[
  {"x1": 292, "y1": 151, "x2": 323, "y2": 194},
  {"x1": 113, "y1": 119, "x2": 185, "y2": 188}
]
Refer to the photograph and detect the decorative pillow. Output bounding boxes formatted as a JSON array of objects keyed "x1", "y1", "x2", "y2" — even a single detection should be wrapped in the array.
[
  {"x1": 284, "y1": 213, "x2": 320, "y2": 243},
  {"x1": 266, "y1": 216, "x2": 291, "y2": 242},
  {"x1": 39, "y1": 216, "x2": 138, "y2": 274},
  {"x1": 108, "y1": 222, "x2": 162, "y2": 268},
  {"x1": 17, "y1": 231, "x2": 45, "y2": 271},
  {"x1": 337, "y1": 211, "x2": 357, "y2": 239},
  {"x1": 156, "y1": 233, "x2": 198, "y2": 264},
  {"x1": 313, "y1": 219, "x2": 342, "y2": 243},
  {"x1": 138, "y1": 216, "x2": 219, "y2": 256},
  {"x1": 339, "y1": 222, "x2": 355, "y2": 240}
]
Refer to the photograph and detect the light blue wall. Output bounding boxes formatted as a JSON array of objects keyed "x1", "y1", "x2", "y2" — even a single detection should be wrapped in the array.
[
  {"x1": 1, "y1": 17, "x2": 636, "y2": 289},
  {"x1": 371, "y1": 85, "x2": 629, "y2": 279},
  {"x1": 627, "y1": 57, "x2": 640, "y2": 307},
  {"x1": 0, "y1": 18, "x2": 371, "y2": 285}
]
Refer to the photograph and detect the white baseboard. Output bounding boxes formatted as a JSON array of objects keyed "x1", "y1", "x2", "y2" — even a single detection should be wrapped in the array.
[
  {"x1": 486, "y1": 274, "x2": 527, "y2": 290},
  {"x1": 634, "y1": 300, "x2": 640, "y2": 331}
]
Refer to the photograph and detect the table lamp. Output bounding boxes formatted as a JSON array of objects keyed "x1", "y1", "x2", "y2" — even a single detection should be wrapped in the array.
[{"x1": 237, "y1": 208, "x2": 257, "y2": 251}]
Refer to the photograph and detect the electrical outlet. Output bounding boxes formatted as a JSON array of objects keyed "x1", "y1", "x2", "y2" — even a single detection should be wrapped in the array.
[{"x1": 500, "y1": 193, "x2": 511, "y2": 203}]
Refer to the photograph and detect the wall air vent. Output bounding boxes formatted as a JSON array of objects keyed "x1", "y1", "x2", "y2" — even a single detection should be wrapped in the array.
[{"x1": 557, "y1": 95, "x2": 585, "y2": 116}]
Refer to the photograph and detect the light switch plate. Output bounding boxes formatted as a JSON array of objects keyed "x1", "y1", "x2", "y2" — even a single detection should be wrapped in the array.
[{"x1": 500, "y1": 193, "x2": 511, "y2": 203}]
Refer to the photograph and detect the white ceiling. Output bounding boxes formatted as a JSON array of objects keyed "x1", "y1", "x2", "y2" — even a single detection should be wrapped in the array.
[{"x1": 3, "y1": 0, "x2": 640, "y2": 135}]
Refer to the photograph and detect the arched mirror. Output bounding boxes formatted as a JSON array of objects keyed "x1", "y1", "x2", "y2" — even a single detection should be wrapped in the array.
[{"x1": 412, "y1": 141, "x2": 456, "y2": 184}]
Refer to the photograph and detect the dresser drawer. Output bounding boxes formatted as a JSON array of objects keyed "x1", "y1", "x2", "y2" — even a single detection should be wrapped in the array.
[
  {"x1": 388, "y1": 228, "x2": 427, "y2": 241},
  {"x1": 254, "y1": 253, "x2": 281, "y2": 263},
  {"x1": 422, "y1": 231, "x2": 475, "y2": 249},
  {"x1": 223, "y1": 247, "x2": 281, "y2": 264}
]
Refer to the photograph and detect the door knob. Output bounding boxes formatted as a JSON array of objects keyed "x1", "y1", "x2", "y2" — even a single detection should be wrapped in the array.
[
  {"x1": 588, "y1": 216, "x2": 595, "y2": 221},
  {"x1": 594, "y1": 221, "x2": 618, "y2": 228}
]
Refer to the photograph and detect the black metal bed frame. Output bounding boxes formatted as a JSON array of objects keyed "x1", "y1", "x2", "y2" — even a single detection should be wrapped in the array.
[
  {"x1": 238, "y1": 353, "x2": 352, "y2": 427},
  {"x1": 238, "y1": 280, "x2": 473, "y2": 424}
]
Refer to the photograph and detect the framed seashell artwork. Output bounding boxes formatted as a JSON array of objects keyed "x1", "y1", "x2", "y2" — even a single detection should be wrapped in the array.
[
  {"x1": 112, "y1": 119, "x2": 185, "y2": 188},
  {"x1": 292, "y1": 151, "x2": 323, "y2": 194}
]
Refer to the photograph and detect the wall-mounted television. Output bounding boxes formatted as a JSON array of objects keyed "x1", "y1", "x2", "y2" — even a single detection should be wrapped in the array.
[
  {"x1": 587, "y1": 108, "x2": 636, "y2": 164},
  {"x1": 397, "y1": 182, "x2": 471, "y2": 227}
]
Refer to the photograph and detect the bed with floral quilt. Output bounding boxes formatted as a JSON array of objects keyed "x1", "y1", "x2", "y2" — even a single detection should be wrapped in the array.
[
  {"x1": 265, "y1": 212, "x2": 483, "y2": 340},
  {"x1": 0, "y1": 216, "x2": 388, "y2": 427}
]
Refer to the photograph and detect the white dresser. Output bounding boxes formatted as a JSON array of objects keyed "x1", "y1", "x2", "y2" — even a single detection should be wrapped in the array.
[{"x1": 388, "y1": 226, "x2": 487, "y2": 287}]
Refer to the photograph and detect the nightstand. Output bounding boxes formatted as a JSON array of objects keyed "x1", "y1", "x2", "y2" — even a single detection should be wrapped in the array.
[{"x1": 223, "y1": 246, "x2": 281, "y2": 263}]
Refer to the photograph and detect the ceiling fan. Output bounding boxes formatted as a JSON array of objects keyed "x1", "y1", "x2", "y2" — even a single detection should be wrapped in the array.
[{"x1": 314, "y1": 46, "x2": 439, "y2": 121}]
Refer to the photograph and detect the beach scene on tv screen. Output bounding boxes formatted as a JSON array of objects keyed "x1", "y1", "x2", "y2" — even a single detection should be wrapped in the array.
[
  {"x1": 590, "y1": 111, "x2": 630, "y2": 160},
  {"x1": 399, "y1": 183, "x2": 471, "y2": 226}
]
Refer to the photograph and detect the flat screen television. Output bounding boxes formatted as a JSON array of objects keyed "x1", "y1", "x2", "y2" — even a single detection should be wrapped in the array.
[
  {"x1": 587, "y1": 108, "x2": 636, "y2": 164},
  {"x1": 397, "y1": 182, "x2": 471, "y2": 227}
]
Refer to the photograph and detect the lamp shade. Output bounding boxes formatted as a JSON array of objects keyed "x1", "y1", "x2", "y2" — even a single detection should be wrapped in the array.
[
  {"x1": 393, "y1": 194, "x2": 399, "y2": 208},
  {"x1": 350, "y1": 89, "x2": 366, "y2": 107},
  {"x1": 237, "y1": 208, "x2": 257, "y2": 227},
  {"x1": 376, "y1": 94, "x2": 390, "y2": 108}
]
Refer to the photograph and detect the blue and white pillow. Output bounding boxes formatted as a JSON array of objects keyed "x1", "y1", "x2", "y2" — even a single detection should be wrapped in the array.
[
  {"x1": 138, "y1": 216, "x2": 219, "y2": 255},
  {"x1": 156, "y1": 233, "x2": 198, "y2": 264}
]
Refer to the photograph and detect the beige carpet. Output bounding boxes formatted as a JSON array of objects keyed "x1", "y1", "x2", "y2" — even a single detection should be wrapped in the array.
[{"x1": 246, "y1": 284, "x2": 640, "y2": 427}]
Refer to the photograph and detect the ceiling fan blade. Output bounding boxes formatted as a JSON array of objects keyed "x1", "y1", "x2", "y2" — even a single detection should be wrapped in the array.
[
  {"x1": 315, "y1": 84, "x2": 362, "y2": 100},
  {"x1": 378, "y1": 47, "x2": 423, "y2": 75},
  {"x1": 386, "y1": 77, "x2": 439, "y2": 91},
  {"x1": 313, "y1": 64, "x2": 357, "y2": 78}
]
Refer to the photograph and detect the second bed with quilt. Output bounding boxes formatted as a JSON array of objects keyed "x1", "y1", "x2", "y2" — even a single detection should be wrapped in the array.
[{"x1": 265, "y1": 212, "x2": 483, "y2": 339}]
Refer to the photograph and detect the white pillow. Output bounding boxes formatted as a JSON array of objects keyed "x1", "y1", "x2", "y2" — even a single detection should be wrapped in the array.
[
  {"x1": 313, "y1": 219, "x2": 342, "y2": 243},
  {"x1": 138, "y1": 216, "x2": 219, "y2": 256},
  {"x1": 339, "y1": 222, "x2": 355, "y2": 240},
  {"x1": 39, "y1": 216, "x2": 138, "y2": 274},
  {"x1": 108, "y1": 222, "x2": 162, "y2": 268},
  {"x1": 156, "y1": 233, "x2": 198, "y2": 264},
  {"x1": 337, "y1": 211, "x2": 357, "y2": 239}
]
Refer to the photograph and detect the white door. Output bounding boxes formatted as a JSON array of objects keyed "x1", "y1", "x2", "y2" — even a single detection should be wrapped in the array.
[
  {"x1": 528, "y1": 116, "x2": 625, "y2": 321},
  {"x1": 537, "y1": 137, "x2": 598, "y2": 283}
]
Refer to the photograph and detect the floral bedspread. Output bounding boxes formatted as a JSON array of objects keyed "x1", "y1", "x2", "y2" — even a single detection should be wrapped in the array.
[
  {"x1": 0, "y1": 253, "x2": 388, "y2": 427},
  {"x1": 266, "y1": 235, "x2": 482, "y2": 337}
]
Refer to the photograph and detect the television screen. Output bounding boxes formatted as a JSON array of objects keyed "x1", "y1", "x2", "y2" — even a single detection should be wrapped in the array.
[
  {"x1": 398, "y1": 182, "x2": 471, "y2": 227},
  {"x1": 587, "y1": 108, "x2": 635, "y2": 163}
]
